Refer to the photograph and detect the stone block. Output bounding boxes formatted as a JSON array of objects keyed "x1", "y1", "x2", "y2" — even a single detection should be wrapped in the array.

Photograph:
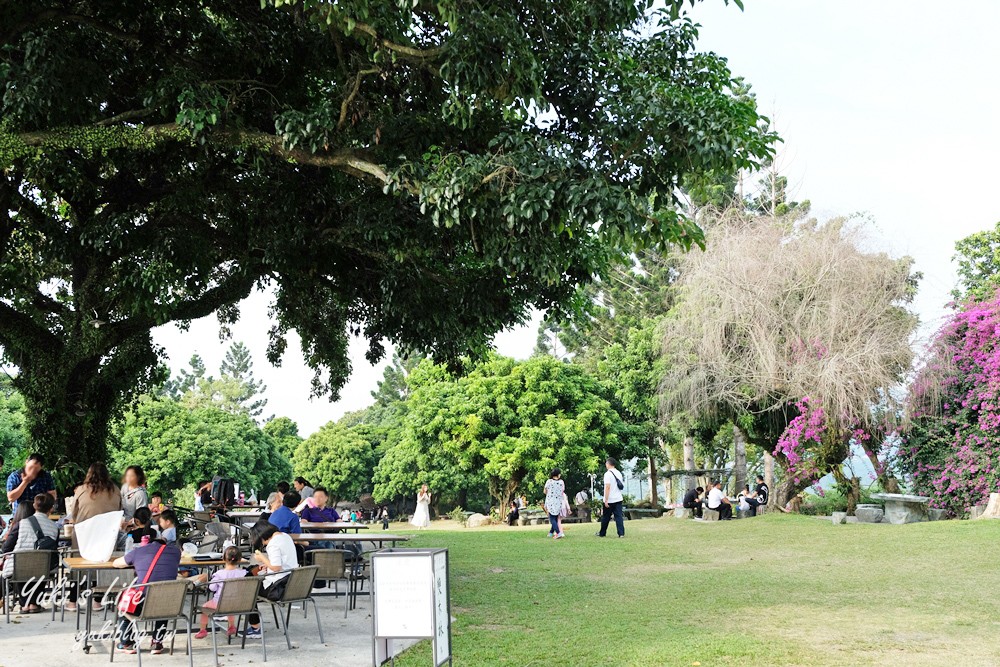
[
  {"x1": 854, "y1": 506, "x2": 884, "y2": 523},
  {"x1": 737, "y1": 509, "x2": 754, "y2": 519},
  {"x1": 831, "y1": 511, "x2": 847, "y2": 525},
  {"x1": 970, "y1": 505, "x2": 986, "y2": 520},
  {"x1": 928, "y1": 508, "x2": 947, "y2": 521},
  {"x1": 466, "y1": 513, "x2": 490, "y2": 528},
  {"x1": 674, "y1": 508, "x2": 694, "y2": 519},
  {"x1": 702, "y1": 509, "x2": 720, "y2": 522}
]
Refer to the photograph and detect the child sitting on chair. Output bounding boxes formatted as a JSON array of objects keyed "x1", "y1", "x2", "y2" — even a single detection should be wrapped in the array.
[{"x1": 194, "y1": 546, "x2": 247, "y2": 639}]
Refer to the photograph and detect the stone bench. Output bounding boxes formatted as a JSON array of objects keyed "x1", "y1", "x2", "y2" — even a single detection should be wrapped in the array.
[
  {"x1": 702, "y1": 509, "x2": 720, "y2": 522},
  {"x1": 673, "y1": 507, "x2": 694, "y2": 519},
  {"x1": 870, "y1": 493, "x2": 930, "y2": 524}
]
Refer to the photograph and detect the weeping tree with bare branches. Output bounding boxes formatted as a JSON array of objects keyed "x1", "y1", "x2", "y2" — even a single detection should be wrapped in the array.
[{"x1": 660, "y1": 211, "x2": 920, "y2": 508}]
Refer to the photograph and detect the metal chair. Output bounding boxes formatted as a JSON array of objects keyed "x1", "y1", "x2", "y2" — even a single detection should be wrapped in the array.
[
  {"x1": 256, "y1": 565, "x2": 323, "y2": 650},
  {"x1": 196, "y1": 575, "x2": 266, "y2": 666},
  {"x1": 308, "y1": 548, "x2": 354, "y2": 618},
  {"x1": 3, "y1": 550, "x2": 57, "y2": 623},
  {"x1": 110, "y1": 579, "x2": 193, "y2": 667}
]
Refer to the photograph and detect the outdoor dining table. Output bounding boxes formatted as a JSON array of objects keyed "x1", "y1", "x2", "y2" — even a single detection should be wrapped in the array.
[
  {"x1": 287, "y1": 532, "x2": 410, "y2": 548},
  {"x1": 299, "y1": 521, "x2": 369, "y2": 534},
  {"x1": 63, "y1": 555, "x2": 242, "y2": 653}
]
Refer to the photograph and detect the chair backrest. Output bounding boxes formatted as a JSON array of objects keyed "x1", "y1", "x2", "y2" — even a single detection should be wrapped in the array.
[
  {"x1": 310, "y1": 549, "x2": 348, "y2": 580},
  {"x1": 278, "y1": 565, "x2": 319, "y2": 603},
  {"x1": 205, "y1": 521, "x2": 230, "y2": 540},
  {"x1": 133, "y1": 579, "x2": 191, "y2": 620},
  {"x1": 11, "y1": 550, "x2": 56, "y2": 582},
  {"x1": 192, "y1": 511, "x2": 213, "y2": 523},
  {"x1": 214, "y1": 575, "x2": 264, "y2": 615},
  {"x1": 95, "y1": 567, "x2": 135, "y2": 591}
]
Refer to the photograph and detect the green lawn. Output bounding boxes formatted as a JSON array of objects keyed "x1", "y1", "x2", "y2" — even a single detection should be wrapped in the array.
[{"x1": 387, "y1": 515, "x2": 1000, "y2": 667}]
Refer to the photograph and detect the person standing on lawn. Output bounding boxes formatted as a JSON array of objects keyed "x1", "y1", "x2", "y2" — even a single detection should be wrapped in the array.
[
  {"x1": 596, "y1": 458, "x2": 625, "y2": 538},
  {"x1": 543, "y1": 468, "x2": 566, "y2": 539}
]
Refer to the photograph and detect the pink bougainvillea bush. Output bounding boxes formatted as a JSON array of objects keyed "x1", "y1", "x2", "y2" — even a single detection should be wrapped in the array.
[
  {"x1": 775, "y1": 396, "x2": 827, "y2": 487},
  {"x1": 902, "y1": 293, "x2": 1000, "y2": 514}
]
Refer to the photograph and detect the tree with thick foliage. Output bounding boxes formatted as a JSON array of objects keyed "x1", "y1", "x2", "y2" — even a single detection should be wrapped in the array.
[
  {"x1": 902, "y1": 292, "x2": 1000, "y2": 515},
  {"x1": 0, "y1": 0, "x2": 773, "y2": 468},
  {"x1": 952, "y1": 221, "x2": 1000, "y2": 302},
  {"x1": 293, "y1": 421, "x2": 376, "y2": 505},
  {"x1": 111, "y1": 396, "x2": 291, "y2": 498},
  {"x1": 263, "y1": 416, "x2": 304, "y2": 462},
  {"x1": 661, "y1": 212, "x2": 920, "y2": 506}
]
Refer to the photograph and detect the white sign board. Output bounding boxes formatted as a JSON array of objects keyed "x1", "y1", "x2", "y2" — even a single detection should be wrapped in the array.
[
  {"x1": 432, "y1": 551, "x2": 450, "y2": 666},
  {"x1": 372, "y1": 549, "x2": 451, "y2": 666},
  {"x1": 373, "y1": 553, "x2": 434, "y2": 637}
]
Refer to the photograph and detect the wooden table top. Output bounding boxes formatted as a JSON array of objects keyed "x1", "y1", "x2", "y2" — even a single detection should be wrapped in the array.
[
  {"x1": 288, "y1": 533, "x2": 409, "y2": 542},
  {"x1": 65, "y1": 555, "x2": 239, "y2": 570},
  {"x1": 300, "y1": 521, "x2": 369, "y2": 530}
]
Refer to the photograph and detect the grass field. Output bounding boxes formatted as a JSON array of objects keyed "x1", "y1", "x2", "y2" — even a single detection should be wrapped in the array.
[{"x1": 387, "y1": 514, "x2": 1000, "y2": 667}]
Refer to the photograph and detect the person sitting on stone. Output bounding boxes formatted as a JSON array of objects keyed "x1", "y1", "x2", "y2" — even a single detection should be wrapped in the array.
[
  {"x1": 745, "y1": 474, "x2": 769, "y2": 516},
  {"x1": 682, "y1": 486, "x2": 705, "y2": 518},
  {"x1": 706, "y1": 480, "x2": 733, "y2": 520},
  {"x1": 506, "y1": 501, "x2": 520, "y2": 526}
]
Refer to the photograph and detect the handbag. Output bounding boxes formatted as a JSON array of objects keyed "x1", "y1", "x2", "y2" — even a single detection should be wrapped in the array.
[
  {"x1": 611, "y1": 471, "x2": 624, "y2": 491},
  {"x1": 117, "y1": 544, "x2": 166, "y2": 614}
]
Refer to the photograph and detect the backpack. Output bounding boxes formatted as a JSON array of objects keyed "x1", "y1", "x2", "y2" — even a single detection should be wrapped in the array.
[
  {"x1": 26, "y1": 515, "x2": 59, "y2": 569},
  {"x1": 611, "y1": 470, "x2": 624, "y2": 491}
]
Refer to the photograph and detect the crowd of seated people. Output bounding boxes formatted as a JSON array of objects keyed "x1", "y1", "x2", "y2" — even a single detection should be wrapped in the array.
[{"x1": 0, "y1": 456, "x2": 378, "y2": 652}]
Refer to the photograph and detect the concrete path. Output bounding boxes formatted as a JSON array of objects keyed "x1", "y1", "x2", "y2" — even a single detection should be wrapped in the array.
[{"x1": 0, "y1": 590, "x2": 416, "y2": 666}]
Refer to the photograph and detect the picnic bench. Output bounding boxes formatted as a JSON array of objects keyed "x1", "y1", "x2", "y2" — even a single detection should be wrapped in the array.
[{"x1": 870, "y1": 493, "x2": 930, "y2": 524}]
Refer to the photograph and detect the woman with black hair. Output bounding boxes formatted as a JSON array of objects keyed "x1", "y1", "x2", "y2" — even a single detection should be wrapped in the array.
[
  {"x1": 243, "y1": 523, "x2": 298, "y2": 638},
  {"x1": 543, "y1": 468, "x2": 566, "y2": 540}
]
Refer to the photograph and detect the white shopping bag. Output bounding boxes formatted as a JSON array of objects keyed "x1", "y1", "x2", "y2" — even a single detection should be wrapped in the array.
[{"x1": 75, "y1": 510, "x2": 124, "y2": 562}]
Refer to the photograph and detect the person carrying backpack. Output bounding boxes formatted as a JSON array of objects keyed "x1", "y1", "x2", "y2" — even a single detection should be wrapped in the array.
[
  {"x1": 596, "y1": 458, "x2": 626, "y2": 538},
  {"x1": 1, "y1": 493, "x2": 58, "y2": 612}
]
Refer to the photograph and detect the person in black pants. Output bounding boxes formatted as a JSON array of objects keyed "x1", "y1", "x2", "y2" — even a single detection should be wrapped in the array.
[
  {"x1": 682, "y1": 486, "x2": 705, "y2": 518},
  {"x1": 596, "y1": 458, "x2": 626, "y2": 538},
  {"x1": 707, "y1": 480, "x2": 733, "y2": 520},
  {"x1": 745, "y1": 475, "x2": 769, "y2": 516}
]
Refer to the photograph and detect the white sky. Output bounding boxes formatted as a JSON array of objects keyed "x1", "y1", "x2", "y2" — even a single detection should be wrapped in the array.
[{"x1": 152, "y1": 1, "x2": 1000, "y2": 437}]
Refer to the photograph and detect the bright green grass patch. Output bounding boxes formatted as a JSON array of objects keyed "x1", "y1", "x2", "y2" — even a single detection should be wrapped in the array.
[{"x1": 386, "y1": 515, "x2": 1000, "y2": 667}]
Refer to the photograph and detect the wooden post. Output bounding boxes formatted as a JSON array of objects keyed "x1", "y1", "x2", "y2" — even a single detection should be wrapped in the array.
[
  {"x1": 733, "y1": 425, "x2": 747, "y2": 497},
  {"x1": 683, "y1": 435, "x2": 695, "y2": 494},
  {"x1": 763, "y1": 450, "x2": 775, "y2": 506},
  {"x1": 647, "y1": 456, "x2": 659, "y2": 507}
]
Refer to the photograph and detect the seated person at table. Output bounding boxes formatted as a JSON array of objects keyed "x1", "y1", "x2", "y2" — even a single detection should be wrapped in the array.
[
  {"x1": 157, "y1": 509, "x2": 179, "y2": 543},
  {"x1": 268, "y1": 491, "x2": 301, "y2": 534},
  {"x1": 261, "y1": 491, "x2": 283, "y2": 521},
  {"x1": 112, "y1": 537, "x2": 182, "y2": 655},
  {"x1": 147, "y1": 491, "x2": 164, "y2": 514},
  {"x1": 299, "y1": 487, "x2": 340, "y2": 523},
  {"x1": 682, "y1": 486, "x2": 705, "y2": 518},
  {"x1": 706, "y1": 480, "x2": 733, "y2": 520},
  {"x1": 194, "y1": 546, "x2": 247, "y2": 639},
  {"x1": 244, "y1": 524, "x2": 299, "y2": 638},
  {"x1": 506, "y1": 501, "x2": 520, "y2": 526},
  {"x1": 293, "y1": 476, "x2": 314, "y2": 500},
  {"x1": 276, "y1": 481, "x2": 290, "y2": 495},
  {"x1": 1, "y1": 494, "x2": 58, "y2": 613},
  {"x1": 128, "y1": 507, "x2": 159, "y2": 543}
]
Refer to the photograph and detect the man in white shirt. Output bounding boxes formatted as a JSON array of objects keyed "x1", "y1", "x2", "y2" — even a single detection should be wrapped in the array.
[
  {"x1": 596, "y1": 458, "x2": 626, "y2": 538},
  {"x1": 707, "y1": 480, "x2": 733, "y2": 520}
]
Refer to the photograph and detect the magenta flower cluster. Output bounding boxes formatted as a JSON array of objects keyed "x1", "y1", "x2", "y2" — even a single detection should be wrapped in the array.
[
  {"x1": 775, "y1": 396, "x2": 826, "y2": 485},
  {"x1": 903, "y1": 293, "x2": 1000, "y2": 514}
]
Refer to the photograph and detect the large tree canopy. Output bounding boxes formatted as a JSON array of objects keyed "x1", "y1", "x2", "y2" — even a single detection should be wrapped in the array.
[
  {"x1": 661, "y1": 212, "x2": 920, "y2": 504},
  {"x1": 0, "y1": 0, "x2": 774, "y2": 467}
]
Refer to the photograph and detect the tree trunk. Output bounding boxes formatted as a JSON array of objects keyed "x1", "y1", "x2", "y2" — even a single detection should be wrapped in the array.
[
  {"x1": 733, "y1": 425, "x2": 748, "y2": 496},
  {"x1": 763, "y1": 450, "x2": 775, "y2": 506},
  {"x1": 683, "y1": 435, "x2": 695, "y2": 494},
  {"x1": 647, "y1": 454, "x2": 659, "y2": 507}
]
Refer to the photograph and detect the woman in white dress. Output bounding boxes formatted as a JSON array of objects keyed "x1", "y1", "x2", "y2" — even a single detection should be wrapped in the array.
[{"x1": 410, "y1": 484, "x2": 431, "y2": 528}]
